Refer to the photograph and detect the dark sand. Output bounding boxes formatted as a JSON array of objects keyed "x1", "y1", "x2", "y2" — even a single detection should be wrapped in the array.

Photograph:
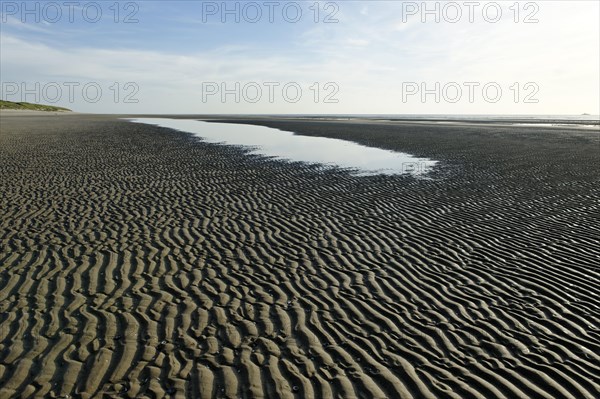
[{"x1": 0, "y1": 112, "x2": 598, "y2": 398}]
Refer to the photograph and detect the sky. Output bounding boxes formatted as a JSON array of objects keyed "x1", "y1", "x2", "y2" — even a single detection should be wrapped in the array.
[{"x1": 1, "y1": 0, "x2": 599, "y2": 114}]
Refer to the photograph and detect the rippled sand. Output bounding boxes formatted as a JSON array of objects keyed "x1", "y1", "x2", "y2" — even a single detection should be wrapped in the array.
[{"x1": 0, "y1": 113, "x2": 598, "y2": 398}]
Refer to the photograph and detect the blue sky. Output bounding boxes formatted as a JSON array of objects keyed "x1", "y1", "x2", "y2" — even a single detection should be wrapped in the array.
[{"x1": 1, "y1": 1, "x2": 599, "y2": 114}]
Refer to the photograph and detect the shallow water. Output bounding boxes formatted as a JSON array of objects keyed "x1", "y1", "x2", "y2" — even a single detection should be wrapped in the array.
[{"x1": 128, "y1": 118, "x2": 437, "y2": 176}]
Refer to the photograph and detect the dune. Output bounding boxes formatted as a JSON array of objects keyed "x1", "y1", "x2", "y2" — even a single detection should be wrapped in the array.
[{"x1": 0, "y1": 113, "x2": 598, "y2": 398}]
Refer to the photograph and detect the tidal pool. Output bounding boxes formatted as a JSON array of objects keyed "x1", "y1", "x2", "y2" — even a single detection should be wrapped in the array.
[{"x1": 128, "y1": 118, "x2": 438, "y2": 176}]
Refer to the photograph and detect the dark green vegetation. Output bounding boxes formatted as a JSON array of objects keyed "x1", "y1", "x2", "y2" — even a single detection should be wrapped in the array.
[{"x1": 0, "y1": 100, "x2": 71, "y2": 112}]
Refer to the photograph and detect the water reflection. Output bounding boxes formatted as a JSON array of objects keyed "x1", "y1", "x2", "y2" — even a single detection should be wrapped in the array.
[{"x1": 128, "y1": 118, "x2": 437, "y2": 176}]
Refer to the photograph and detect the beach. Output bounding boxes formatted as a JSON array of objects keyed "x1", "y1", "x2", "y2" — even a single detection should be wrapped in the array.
[{"x1": 0, "y1": 112, "x2": 598, "y2": 398}]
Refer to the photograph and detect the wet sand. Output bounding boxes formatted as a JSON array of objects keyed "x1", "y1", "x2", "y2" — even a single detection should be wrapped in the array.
[{"x1": 0, "y1": 113, "x2": 598, "y2": 398}]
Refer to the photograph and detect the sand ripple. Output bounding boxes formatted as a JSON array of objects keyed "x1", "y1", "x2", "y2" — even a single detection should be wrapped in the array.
[{"x1": 0, "y1": 115, "x2": 598, "y2": 398}]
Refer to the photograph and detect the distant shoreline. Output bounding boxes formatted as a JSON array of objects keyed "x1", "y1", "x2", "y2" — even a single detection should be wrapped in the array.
[
  {"x1": 116, "y1": 114, "x2": 600, "y2": 131},
  {"x1": 0, "y1": 109, "x2": 74, "y2": 116},
  {"x1": 3, "y1": 111, "x2": 597, "y2": 131}
]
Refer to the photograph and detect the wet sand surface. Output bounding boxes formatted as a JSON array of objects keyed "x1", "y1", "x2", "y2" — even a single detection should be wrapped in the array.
[{"x1": 0, "y1": 113, "x2": 598, "y2": 398}]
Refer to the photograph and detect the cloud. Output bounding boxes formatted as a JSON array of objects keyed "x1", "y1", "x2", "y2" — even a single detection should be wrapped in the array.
[
  {"x1": 1, "y1": 1, "x2": 598, "y2": 114},
  {"x1": 346, "y1": 38, "x2": 369, "y2": 47}
]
